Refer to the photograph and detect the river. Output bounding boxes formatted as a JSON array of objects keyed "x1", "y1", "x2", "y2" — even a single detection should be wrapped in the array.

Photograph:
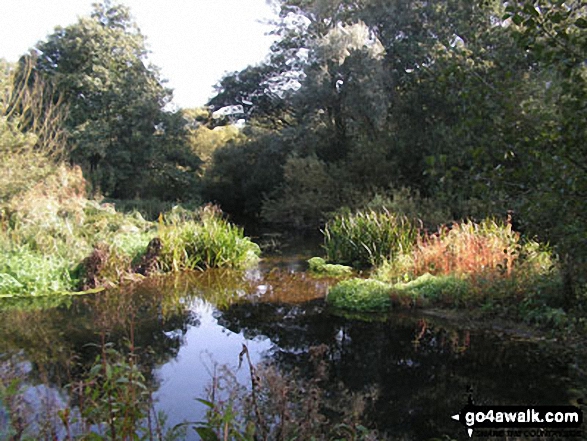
[{"x1": 0, "y1": 237, "x2": 582, "y2": 440}]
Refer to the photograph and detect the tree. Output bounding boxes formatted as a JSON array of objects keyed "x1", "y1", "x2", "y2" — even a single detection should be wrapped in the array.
[
  {"x1": 208, "y1": 64, "x2": 296, "y2": 130},
  {"x1": 497, "y1": 0, "x2": 587, "y2": 261},
  {"x1": 31, "y1": 1, "x2": 199, "y2": 199}
]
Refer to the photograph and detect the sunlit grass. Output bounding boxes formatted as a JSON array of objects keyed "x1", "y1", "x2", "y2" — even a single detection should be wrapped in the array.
[
  {"x1": 1, "y1": 174, "x2": 259, "y2": 296},
  {"x1": 323, "y1": 208, "x2": 417, "y2": 268},
  {"x1": 158, "y1": 205, "x2": 260, "y2": 271}
]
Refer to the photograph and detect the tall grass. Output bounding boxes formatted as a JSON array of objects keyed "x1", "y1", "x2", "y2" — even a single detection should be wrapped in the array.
[
  {"x1": 371, "y1": 218, "x2": 565, "y2": 318},
  {"x1": 323, "y1": 208, "x2": 417, "y2": 268},
  {"x1": 412, "y1": 219, "x2": 520, "y2": 277},
  {"x1": 158, "y1": 205, "x2": 260, "y2": 271},
  {"x1": 376, "y1": 218, "x2": 556, "y2": 282}
]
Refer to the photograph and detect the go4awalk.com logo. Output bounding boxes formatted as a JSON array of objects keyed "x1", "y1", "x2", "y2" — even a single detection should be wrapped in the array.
[{"x1": 451, "y1": 398, "x2": 583, "y2": 438}]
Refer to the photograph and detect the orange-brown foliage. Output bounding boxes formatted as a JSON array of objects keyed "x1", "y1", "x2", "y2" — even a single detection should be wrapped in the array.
[{"x1": 411, "y1": 220, "x2": 519, "y2": 278}]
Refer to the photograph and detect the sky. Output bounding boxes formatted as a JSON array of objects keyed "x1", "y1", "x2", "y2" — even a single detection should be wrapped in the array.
[{"x1": 0, "y1": 0, "x2": 279, "y2": 108}]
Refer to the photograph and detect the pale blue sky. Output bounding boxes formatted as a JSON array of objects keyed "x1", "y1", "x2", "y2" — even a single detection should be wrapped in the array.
[{"x1": 0, "y1": 0, "x2": 278, "y2": 108}]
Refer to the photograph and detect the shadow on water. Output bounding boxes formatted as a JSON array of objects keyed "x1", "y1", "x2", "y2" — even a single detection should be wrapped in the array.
[{"x1": 0, "y1": 238, "x2": 583, "y2": 439}]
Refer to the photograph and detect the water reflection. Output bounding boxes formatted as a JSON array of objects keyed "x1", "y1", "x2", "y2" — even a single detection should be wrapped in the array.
[{"x1": 0, "y1": 263, "x2": 579, "y2": 440}]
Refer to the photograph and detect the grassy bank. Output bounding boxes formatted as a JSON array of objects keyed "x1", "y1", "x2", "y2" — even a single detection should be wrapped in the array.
[
  {"x1": 0, "y1": 165, "x2": 259, "y2": 297},
  {"x1": 323, "y1": 210, "x2": 585, "y2": 332}
]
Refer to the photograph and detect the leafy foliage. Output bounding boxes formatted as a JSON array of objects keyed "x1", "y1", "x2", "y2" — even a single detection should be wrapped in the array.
[
  {"x1": 307, "y1": 256, "x2": 353, "y2": 277},
  {"x1": 30, "y1": 1, "x2": 200, "y2": 199}
]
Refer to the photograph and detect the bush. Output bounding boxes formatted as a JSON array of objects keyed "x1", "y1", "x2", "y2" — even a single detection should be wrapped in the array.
[
  {"x1": 364, "y1": 187, "x2": 452, "y2": 230},
  {"x1": 323, "y1": 208, "x2": 417, "y2": 268},
  {"x1": 261, "y1": 154, "x2": 342, "y2": 229},
  {"x1": 158, "y1": 205, "x2": 260, "y2": 271},
  {"x1": 327, "y1": 278, "x2": 392, "y2": 312}
]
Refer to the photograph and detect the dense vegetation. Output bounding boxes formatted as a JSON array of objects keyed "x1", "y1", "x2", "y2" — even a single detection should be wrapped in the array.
[
  {"x1": 2, "y1": 1, "x2": 586, "y2": 439},
  {"x1": 0, "y1": 0, "x2": 584, "y2": 314},
  {"x1": 1, "y1": 0, "x2": 584, "y2": 314}
]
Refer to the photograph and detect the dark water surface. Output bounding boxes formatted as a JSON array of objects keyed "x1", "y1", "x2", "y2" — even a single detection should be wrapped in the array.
[{"x1": 0, "y1": 245, "x2": 582, "y2": 440}]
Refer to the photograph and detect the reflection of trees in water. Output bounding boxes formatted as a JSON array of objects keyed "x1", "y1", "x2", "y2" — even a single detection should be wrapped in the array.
[
  {"x1": 0, "y1": 280, "x2": 200, "y2": 392},
  {"x1": 0, "y1": 268, "x2": 576, "y2": 440},
  {"x1": 217, "y1": 301, "x2": 573, "y2": 440}
]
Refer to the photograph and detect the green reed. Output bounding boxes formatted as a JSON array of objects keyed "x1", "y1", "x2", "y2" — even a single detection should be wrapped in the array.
[{"x1": 323, "y1": 208, "x2": 417, "y2": 268}]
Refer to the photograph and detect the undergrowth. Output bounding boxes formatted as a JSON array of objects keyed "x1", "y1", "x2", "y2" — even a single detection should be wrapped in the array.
[{"x1": 1, "y1": 183, "x2": 259, "y2": 296}]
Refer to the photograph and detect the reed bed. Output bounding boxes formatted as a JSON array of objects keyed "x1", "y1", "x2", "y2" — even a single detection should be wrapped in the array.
[{"x1": 323, "y1": 208, "x2": 417, "y2": 268}]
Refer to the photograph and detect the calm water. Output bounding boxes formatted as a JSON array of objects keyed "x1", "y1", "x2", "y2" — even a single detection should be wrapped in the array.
[{"x1": 0, "y1": 245, "x2": 582, "y2": 440}]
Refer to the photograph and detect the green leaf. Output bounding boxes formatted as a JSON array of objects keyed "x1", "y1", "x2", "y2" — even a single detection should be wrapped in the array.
[
  {"x1": 195, "y1": 398, "x2": 215, "y2": 408},
  {"x1": 575, "y1": 18, "x2": 587, "y2": 29},
  {"x1": 195, "y1": 427, "x2": 220, "y2": 441},
  {"x1": 512, "y1": 14, "x2": 524, "y2": 26}
]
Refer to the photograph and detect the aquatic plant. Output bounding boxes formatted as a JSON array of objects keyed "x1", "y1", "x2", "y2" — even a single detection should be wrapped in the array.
[
  {"x1": 392, "y1": 273, "x2": 470, "y2": 307},
  {"x1": 0, "y1": 245, "x2": 75, "y2": 296},
  {"x1": 307, "y1": 256, "x2": 353, "y2": 277},
  {"x1": 158, "y1": 205, "x2": 260, "y2": 271},
  {"x1": 411, "y1": 219, "x2": 520, "y2": 277},
  {"x1": 327, "y1": 278, "x2": 392, "y2": 312},
  {"x1": 369, "y1": 219, "x2": 570, "y2": 324},
  {"x1": 323, "y1": 208, "x2": 417, "y2": 268}
]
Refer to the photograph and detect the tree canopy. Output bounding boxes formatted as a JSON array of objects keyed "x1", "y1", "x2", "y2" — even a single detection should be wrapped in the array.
[
  {"x1": 29, "y1": 0, "x2": 200, "y2": 199},
  {"x1": 202, "y1": 0, "x2": 586, "y2": 261},
  {"x1": 7, "y1": 0, "x2": 585, "y2": 266}
]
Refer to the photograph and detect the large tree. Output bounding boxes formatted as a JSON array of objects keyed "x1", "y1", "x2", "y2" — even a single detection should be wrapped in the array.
[{"x1": 30, "y1": 1, "x2": 199, "y2": 199}]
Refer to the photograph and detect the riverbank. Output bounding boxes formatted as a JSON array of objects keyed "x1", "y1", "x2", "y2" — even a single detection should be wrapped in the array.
[{"x1": 0, "y1": 164, "x2": 260, "y2": 297}]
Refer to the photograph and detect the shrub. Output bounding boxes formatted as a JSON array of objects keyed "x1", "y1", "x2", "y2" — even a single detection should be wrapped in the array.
[
  {"x1": 327, "y1": 278, "x2": 392, "y2": 312},
  {"x1": 158, "y1": 205, "x2": 260, "y2": 271},
  {"x1": 261, "y1": 154, "x2": 342, "y2": 229},
  {"x1": 364, "y1": 187, "x2": 451, "y2": 230},
  {"x1": 307, "y1": 257, "x2": 352, "y2": 277},
  {"x1": 323, "y1": 208, "x2": 416, "y2": 268}
]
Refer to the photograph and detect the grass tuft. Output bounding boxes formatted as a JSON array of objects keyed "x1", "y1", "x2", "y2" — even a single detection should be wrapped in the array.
[
  {"x1": 323, "y1": 208, "x2": 416, "y2": 268},
  {"x1": 158, "y1": 205, "x2": 260, "y2": 272}
]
